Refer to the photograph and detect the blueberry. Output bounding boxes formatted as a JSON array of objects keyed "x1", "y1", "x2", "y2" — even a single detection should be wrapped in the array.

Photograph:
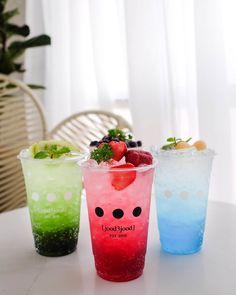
[
  {"x1": 112, "y1": 137, "x2": 120, "y2": 142},
  {"x1": 137, "y1": 140, "x2": 142, "y2": 147},
  {"x1": 103, "y1": 139, "x2": 110, "y2": 143},
  {"x1": 129, "y1": 141, "x2": 137, "y2": 147},
  {"x1": 90, "y1": 141, "x2": 98, "y2": 147}
]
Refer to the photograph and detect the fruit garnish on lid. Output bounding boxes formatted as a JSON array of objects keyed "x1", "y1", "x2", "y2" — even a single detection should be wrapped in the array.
[
  {"x1": 89, "y1": 128, "x2": 142, "y2": 148},
  {"x1": 91, "y1": 140, "x2": 127, "y2": 164},
  {"x1": 193, "y1": 140, "x2": 207, "y2": 151},
  {"x1": 161, "y1": 137, "x2": 207, "y2": 151},
  {"x1": 125, "y1": 150, "x2": 153, "y2": 167},
  {"x1": 90, "y1": 143, "x2": 113, "y2": 164},
  {"x1": 89, "y1": 129, "x2": 154, "y2": 190},
  {"x1": 29, "y1": 140, "x2": 80, "y2": 159}
]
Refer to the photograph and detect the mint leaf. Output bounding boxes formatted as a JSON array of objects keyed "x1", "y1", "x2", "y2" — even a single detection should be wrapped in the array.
[
  {"x1": 167, "y1": 137, "x2": 175, "y2": 142},
  {"x1": 161, "y1": 143, "x2": 175, "y2": 150},
  {"x1": 161, "y1": 137, "x2": 192, "y2": 150},
  {"x1": 108, "y1": 129, "x2": 127, "y2": 141},
  {"x1": 48, "y1": 144, "x2": 57, "y2": 152},
  {"x1": 91, "y1": 143, "x2": 113, "y2": 164},
  {"x1": 128, "y1": 134, "x2": 133, "y2": 140},
  {"x1": 34, "y1": 151, "x2": 49, "y2": 159},
  {"x1": 57, "y1": 146, "x2": 71, "y2": 154}
]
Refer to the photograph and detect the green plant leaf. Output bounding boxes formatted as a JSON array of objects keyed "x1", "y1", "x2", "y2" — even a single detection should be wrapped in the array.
[
  {"x1": 27, "y1": 84, "x2": 46, "y2": 90},
  {"x1": 0, "y1": 3, "x2": 5, "y2": 13},
  {"x1": 6, "y1": 24, "x2": 30, "y2": 37},
  {"x1": 8, "y1": 34, "x2": 51, "y2": 60},
  {"x1": 167, "y1": 137, "x2": 175, "y2": 142},
  {"x1": 0, "y1": 52, "x2": 15, "y2": 74},
  {"x1": 7, "y1": 48, "x2": 24, "y2": 61},
  {"x1": 91, "y1": 143, "x2": 113, "y2": 164},
  {"x1": 14, "y1": 62, "x2": 25, "y2": 72},
  {"x1": 34, "y1": 151, "x2": 49, "y2": 159},
  {"x1": 3, "y1": 8, "x2": 19, "y2": 21},
  {"x1": 58, "y1": 146, "x2": 71, "y2": 153},
  {"x1": 9, "y1": 34, "x2": 51, "y2": 50}
]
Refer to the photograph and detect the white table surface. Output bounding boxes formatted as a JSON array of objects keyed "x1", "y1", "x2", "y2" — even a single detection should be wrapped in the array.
[{"x1": 1, "y1": 198, "x2": 236, "y2": 295}]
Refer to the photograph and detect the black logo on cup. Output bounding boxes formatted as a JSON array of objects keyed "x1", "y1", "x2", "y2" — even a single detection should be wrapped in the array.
[
  {"x1": 94, "y1": 206, "x2": 142, "y2": 219},
  {"x1": 95, "y1": 207, "x2": 104, "y2": 217}
]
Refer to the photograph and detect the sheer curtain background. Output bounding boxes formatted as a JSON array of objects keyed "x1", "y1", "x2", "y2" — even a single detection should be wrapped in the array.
[{"x1": 25, "y1": 0, "x2": 236, "y2": 204}]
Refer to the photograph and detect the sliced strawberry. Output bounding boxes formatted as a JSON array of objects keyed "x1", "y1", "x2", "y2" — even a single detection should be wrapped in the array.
[
  {"x1": 125, "y1": 150, "x2": 153, "y2": 167},
  {"x1": 109, "y1": 141, "x2": 127, "y2": 161},
  {"x1": 111, "y1": 163, "x2": 136, "y2": 190}
]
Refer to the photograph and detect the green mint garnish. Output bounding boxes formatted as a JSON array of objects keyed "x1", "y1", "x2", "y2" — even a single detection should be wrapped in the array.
[
  {"x1": 108, "y1": 128, "x2": 133, "y2": 142},
  {"x1": 34, "y1": 151, "x2": 49, "y2": 159},
  {"x1": 108, "y1": 129, "x2": 127, "y2": 141},
  {"x1": 57, "y1": 146, "x2": 71, "y2": 154},
  {"x1": 34, "y1": 145, "x2": 71, "y2": 159},
  {"x1": 161, "y1": 137, "x2": 192, "y2": 150},
  {"x1": 91, "y1": 143, "x2": 113, "y2": 164},
  {"x1": 128, "y1": 134, "x2": 133, "y2": 140}
]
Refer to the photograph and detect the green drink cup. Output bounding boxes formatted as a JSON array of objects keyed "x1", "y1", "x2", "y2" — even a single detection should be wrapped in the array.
[{"x1": 19, "y1": 149, "x2": 85, "y2": 257}]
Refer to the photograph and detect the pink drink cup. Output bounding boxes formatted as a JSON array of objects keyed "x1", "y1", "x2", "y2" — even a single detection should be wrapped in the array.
[{"x1": 82, "y1": 163, "x2": 155, "y2": 282}]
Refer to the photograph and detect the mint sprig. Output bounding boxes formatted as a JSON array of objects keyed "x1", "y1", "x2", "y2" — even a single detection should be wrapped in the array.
[
  {"x1": 108, "y1": 128, "x2": 132, "y2": 142},
  {"x1": 161, "y1": 137, "x2": 192, "y2": 150},
  {"x1": 34, "y1": 151, "x2": 49, "y2": 159},
  {"x1": 34, "y1": 145, "x2": 71, "y2": 159},
  {"x1": 91, "y1": 143, "x2": 113, "y2": 164}
]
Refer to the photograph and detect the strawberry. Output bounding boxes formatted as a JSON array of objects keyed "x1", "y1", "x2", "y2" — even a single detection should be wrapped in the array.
[
  {"x1": 111, "y1": 163, "x2": 136, "y2": 190},
  {"x1": 109, "y1": 141, "x2": 127, "y2": 161},
  {"x1": 125, "y1": 150, "x2": 153, "y2": 167}
]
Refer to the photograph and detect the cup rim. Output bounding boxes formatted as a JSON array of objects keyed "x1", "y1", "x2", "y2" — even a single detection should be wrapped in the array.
[
  {"x1": 80, "y1": 160, "x2": 157, "y2": 172},
  {"x1": 150, "y1": 146, "x2": 215, "y2": 158},
  {"x1": 17, "y1": 148, "x2": 89, "y2": 163}
]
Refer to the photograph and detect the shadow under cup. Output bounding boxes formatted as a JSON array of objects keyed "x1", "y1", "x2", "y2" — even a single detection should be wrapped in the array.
[
  {"x1": 153, "y1": 148, "x2": 214, "y2": 255},
  {"x1": 19, "y1": 150, "x2": 84, "y2": 257},
  {"x1": 82, "y1": 162, "x2": 155, "y2": 282}
]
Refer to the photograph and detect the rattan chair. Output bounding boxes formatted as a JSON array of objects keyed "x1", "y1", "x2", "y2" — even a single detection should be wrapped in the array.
[
  {"x1": 50, "y1": 110, "x2": 132, "y2": 151},
  {"x1": 0, "y1": 74, "x2": 47, "y2": 212}
]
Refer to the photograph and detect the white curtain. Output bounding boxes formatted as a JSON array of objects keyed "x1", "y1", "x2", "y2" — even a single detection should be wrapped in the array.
[
  {"x1": 25, "y1": 0, "x2": 236, "y2": 204},
  {"x1": 25, "y1": 0, "x2": 129, "y2": 128}
]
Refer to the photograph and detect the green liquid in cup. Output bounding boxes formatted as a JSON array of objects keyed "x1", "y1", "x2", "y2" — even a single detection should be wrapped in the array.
[{"x1": 20, "y1": 151, "x2": 83, "y2": 256}]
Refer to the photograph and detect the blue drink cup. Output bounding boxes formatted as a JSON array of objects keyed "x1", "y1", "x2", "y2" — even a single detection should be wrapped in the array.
[{"x1": 153, "y1": 148, "x2": 214, "y2": 254}]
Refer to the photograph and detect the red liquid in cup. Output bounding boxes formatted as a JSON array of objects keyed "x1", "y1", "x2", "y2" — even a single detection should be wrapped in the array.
[{"x1": 83, "y1": 164, "x2": 154, "y2": 282}]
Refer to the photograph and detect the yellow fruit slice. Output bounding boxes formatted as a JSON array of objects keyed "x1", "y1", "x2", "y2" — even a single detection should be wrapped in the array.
[
  {"x1": 175, "y1": 141, "x2": 191, "y2": 150},
  {"x1": 193, "y1": 140, "x2": 207, "y2": 150}
]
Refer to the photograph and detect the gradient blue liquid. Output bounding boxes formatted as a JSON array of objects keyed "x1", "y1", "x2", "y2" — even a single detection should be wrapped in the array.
[{"x1": 154, "y1": 149, "x2": 214, "y2": 254}]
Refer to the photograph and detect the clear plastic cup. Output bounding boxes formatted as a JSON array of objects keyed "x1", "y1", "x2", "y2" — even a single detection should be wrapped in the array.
[
  {"x1": 152, "y1": 147, "x2": 214, "y2": 254},
  {"x1": 18, "y1": 149, "x2": 85, "y2": 257},
  {"x1": 82, "y1": 161, "x2": 155, "y2": 281}
]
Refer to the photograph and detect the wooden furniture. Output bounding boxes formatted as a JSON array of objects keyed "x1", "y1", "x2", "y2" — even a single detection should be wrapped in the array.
[
  {"x1": 50, "y1": 110, "x2": 132, "y2": 151},
  {"x1": 0, "y1": 74, "x2": 47, "y2": 212}
]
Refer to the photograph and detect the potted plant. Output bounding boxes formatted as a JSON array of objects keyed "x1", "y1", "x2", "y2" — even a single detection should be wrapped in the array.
[
  {"x1": 0, "y1": 0, "x2": 51, "y2": 212},
  {"x1": 0, "y1": 0, "x2": 51, "y2": 85}
]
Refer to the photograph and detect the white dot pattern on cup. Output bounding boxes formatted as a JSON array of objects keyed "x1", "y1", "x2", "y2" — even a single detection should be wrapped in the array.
[
  {"x1": 47, "y1": 193, "x2": 56, "y2": 202},
  {"x1": 197, "y1": 191, "x2": 204, "y2": 198},
  {"x1": 180, "y1": 191, "x2": 189, "y2": 200},
  {"x1": 64, "y1": 192, "x2": 72, "y2": 201},
  {"x1": 32, "y1": 192, "x2": 39, "y2": 201},
  {"x1": 164, "y1": 190, "x2": 172, "y2": 198}
]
